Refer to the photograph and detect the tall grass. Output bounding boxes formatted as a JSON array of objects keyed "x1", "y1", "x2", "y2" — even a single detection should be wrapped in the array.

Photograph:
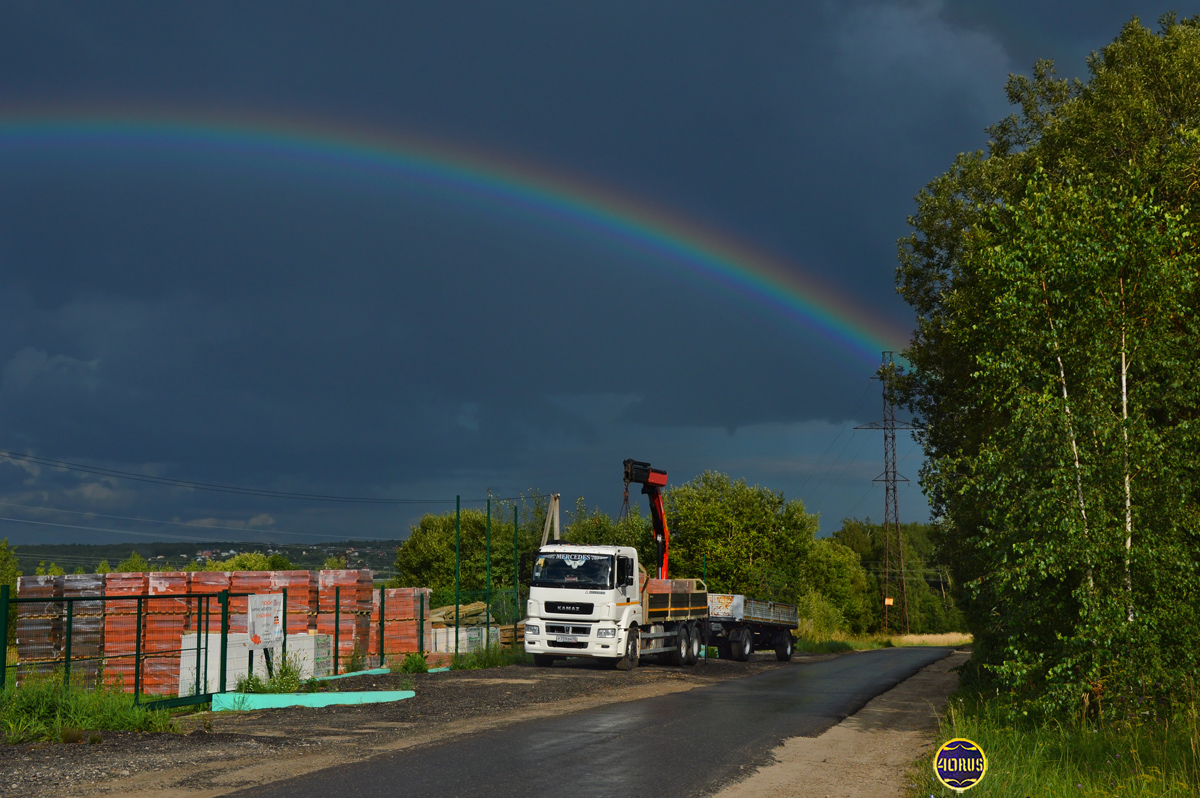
[
  {"x1": 908, "y1": 688, "x2": 1200, "y2": 797},
  {"x1": 1, "y1": 673, "x2": 176, "y2": 744},
  {"x1": 450, "y1": 645, "x2": 531, "y2": 670},
  {"x1": 235, "y1": 653, "x2": 317, "y2": 694}
]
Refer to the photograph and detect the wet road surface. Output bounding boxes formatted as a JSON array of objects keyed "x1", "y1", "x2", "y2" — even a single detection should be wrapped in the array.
[{"x1": 234, "y1": 646, "x2": 952, "y2": 798}]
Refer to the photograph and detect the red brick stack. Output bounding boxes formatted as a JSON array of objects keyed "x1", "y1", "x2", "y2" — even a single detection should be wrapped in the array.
[
  {"x1": 228, "y1": 571, "x2": 273, "y2": 634},
  {"x1": 61, "y1": 573, "x2": 105, "y2": 687},
  {"x1": 186, "y1": 571, "x2": 230, "y2": 633},
  {"x1": 14, "y1": 575, "x2": 62, "y2": 682},
  {"x1": 317, "y1": 570, "x2": 372, "y2": 667},
  {"x1": 370, "y1": 587, "x2": 433, "y2": 660},
  {"x1": 103, "y1": 572, "x2": 148, "y2": 691},
  {"x1": 144, "y1": 573, "x2": 189, "y2": 695},
  {"x1": 270, "y1": 570, "x2": 317, "y2": 636}
]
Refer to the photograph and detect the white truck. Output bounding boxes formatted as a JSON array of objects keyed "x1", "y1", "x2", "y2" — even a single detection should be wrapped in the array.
[
  {"x1": 523, "y1": 459, "x2": 799, "y2": 669},
  {"x1": 523, "y1": 543, "x2": 798, "y2": 668}
]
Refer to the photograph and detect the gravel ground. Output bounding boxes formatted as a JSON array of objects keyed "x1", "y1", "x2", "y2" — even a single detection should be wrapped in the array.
[{"x1": 0, "y1": 652, "x2": 821, "y2": 798}]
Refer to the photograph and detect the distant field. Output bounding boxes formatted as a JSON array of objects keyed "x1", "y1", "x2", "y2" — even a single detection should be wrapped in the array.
[{"x1": 890, "y1": 632, "x2": 972, "y2": 647}]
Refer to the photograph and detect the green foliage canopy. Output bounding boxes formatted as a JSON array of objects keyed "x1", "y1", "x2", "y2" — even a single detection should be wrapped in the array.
[{"x1": 896, "y1": 15, "x2": 1200, "y2": 712}]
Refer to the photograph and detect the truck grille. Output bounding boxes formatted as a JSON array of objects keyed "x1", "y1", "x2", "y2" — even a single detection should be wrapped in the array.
[
  {"x1": 545, "y1": 601, "x2": 594, "y2": 614},
  {"x1": 546, "y1": 624, "x2": 590, "y2": 635},
  {"x1": 548, "y1": 641, "x2": 588, "y2": 649}
]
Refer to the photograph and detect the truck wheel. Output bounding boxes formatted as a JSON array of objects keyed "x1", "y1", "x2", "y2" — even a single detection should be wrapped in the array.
[
  {"x1": 775, "y1": 632, "x2": 794, "y2": 662},
  {"x1": 533, "y1": 654, "x2": 555, "y2": 668},
  {"x1": 732, "y1": 629, "x2": 752, "y2": 662},
  {"x1": 685, "y1": 622, "x2": 701, "y2": 665},
  {"x1": 670, "y1": 625, "x2": 690, "y2": 666},
  {"x1": 615, "y1": 625, "x2": 640, "y2": 671}
]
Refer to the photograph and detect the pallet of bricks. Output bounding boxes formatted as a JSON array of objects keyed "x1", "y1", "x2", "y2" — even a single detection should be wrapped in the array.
[
  {"x1": 369, "y1": 587, "x2": 432, "y2": 667},
  {"x1": 317, "y1": 570, "x2": 372, "y2": 671},
  {"x1": 143, "y1": 572, "x2": 189, "y2": 696},
  {"x1": 103, "y1": 572, "x2": 148, "y2": 691},
  {"x1": 61, "y1": 573, "x2": 105, "y2": 688},
  {"x1": 14, "y1": 575, "x2": 62, "y2": 684}
]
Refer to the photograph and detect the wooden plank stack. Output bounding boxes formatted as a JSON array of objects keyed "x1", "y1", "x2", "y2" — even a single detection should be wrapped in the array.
[{"x1": 428, "y1": 601, "x2": 490, "y2": 627}]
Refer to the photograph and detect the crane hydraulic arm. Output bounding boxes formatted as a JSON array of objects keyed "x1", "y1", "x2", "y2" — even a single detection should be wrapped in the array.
[{"x1": 623, "y1": 458, "x2": 671, "y2": 579}]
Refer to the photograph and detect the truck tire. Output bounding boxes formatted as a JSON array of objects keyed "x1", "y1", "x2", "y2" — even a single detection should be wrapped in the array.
[
  {"x1": 670, "y1": 625, "x2": 690, "y2": 666},
  {"x1": 615, "y1": 625, "x2": 640, "y2": 671},
  {"x1": 533, "y1": 654, "x2": 555, "y2": 668},
  {"x1": 685, "y1": 622, "x2": 701, "y2": 665},
  {"x1": 732, "y1": 628, "x2": 752, "y2": 662},
  {"x1": 775, "y1": 632, "x2": 794, "y2": 662}
]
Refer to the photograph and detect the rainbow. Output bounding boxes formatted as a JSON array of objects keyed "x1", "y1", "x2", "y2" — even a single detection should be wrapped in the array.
[{"x1": 0, "y1": 109, "x2": 909, "y2": 364}]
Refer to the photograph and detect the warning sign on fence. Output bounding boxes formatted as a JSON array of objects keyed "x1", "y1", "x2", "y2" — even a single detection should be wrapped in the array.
[{"x1": 247, "y1": 593, "x2": 284, "y2": 650}]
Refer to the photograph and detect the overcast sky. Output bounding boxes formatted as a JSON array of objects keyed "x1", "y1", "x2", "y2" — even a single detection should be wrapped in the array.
[{"x1": 0, "y1": 1, "x2": 1181, "y2": 549}]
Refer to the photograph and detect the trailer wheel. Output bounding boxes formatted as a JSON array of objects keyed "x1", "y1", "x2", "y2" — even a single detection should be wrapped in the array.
[
  {"x1": 670, "y1": 624, "x2": 690, "y2": 666},
  {"x1": 732, "y1": 628, "x2": 752, "y2": 662},
  {"x1": 533, "y1": 654, "x2": 555, "y2": 667},
  {"x1": 615, "y1": 625, "x2": 640, "y2": 671},
  {"x1": 775, "y1": 632, "x2": 794, "y2": 662},
  {"x1": 685, "y1": 622, "x2": 701, "y2": 665}
]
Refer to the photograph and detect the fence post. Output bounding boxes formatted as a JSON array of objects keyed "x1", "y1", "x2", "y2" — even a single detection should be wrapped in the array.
[
  {"x1": 134, "y1": 596, "x2": 144, "y2": 704},
  {"x1": 218, "y1": 590, "x2": 229, "y2": 694},
  {"x1": 282, "y1": 586, "x2": 288, "y2": 660},
  {"x1": 377, "y1": 587, "x2": 385, "y2": 668},
  {"x1": 194, "y1": 596, "x2": 202, "y2": 696},
  {"x1": 418, "y1": 596, "x2": 424, "y2": 654},
  {"x1": 513, "y1": 505, "x2": 519, "y2": 648},
  {"x1": 334, "y1": 585, "x2": 340, "y2": 676},
  {"x1": 0, "y1": 584, "x2": 9, "y2": 689},
  {"x1": 454, "y1": 495, "x2": 461, "y2": 658},
  {"x1": 63, "y1": 599, "x2": 73, "y2": 688},
  {"x1": 486, "y1": 495, "x2": 492, "y2": 644}
]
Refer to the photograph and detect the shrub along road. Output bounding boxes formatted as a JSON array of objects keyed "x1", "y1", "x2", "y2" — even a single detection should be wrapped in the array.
[{"x1": 228, "y1": 647, "x2": 954, "y2": 798}]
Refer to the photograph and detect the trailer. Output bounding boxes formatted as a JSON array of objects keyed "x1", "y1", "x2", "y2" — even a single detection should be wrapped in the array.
[{"x1": 707, "y1": 593, "x2": 799, "y2": 661}]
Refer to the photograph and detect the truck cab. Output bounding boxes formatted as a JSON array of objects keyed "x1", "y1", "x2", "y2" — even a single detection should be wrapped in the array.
[{"x1": 524, "y1": 544, "x2": 643, "y2": 668}]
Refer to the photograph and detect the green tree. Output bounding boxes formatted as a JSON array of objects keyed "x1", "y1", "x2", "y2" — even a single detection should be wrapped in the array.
[
  {"x1": 664, "y1": 471, "x2": 817, "y2": 606},
  {"x1": 115, "y1": 551, "x2": 150, "y2": 573},
  {"x1": 35, "y1": 561, "x2": 65, "y2": 576},
  {"x1": 0, "y1": 539, "x2": 20, "y2": 646},
  {"x1": 896, "y1": 15, "x2": 1200, "y2": 712},
  {"x1": 95, "y1": 559, "x2": 111, "y2": 574},
  {"x1": 321, "y1": 554, "x2": 348, "y2": 571}
]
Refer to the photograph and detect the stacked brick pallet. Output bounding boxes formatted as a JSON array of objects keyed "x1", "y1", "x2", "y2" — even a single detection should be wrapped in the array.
[
  {"x1": 61, "y1": 573, "x2": 105, "y2": 687},
  {"x1": 228, "y1": 571, "x2": 273, "y2": 635},
  {"x1": 186, "y1": 571, "x2": 230, "y2": 633},
  {"x1": 143, "y1": 573, "x2": 189, "y2": 695},
  {"x1": 14, "y1": 575, "x2": 62, "y2": 682},
  {"x1": 369, "y1": 587, "x2": 433, "y2": 662},
  {"x1": 316, "y1": 570, "x2": 372, "y2": 667},
  {"x1": 270, "y1": 570, "x2": 318, "y2": 636},
  {"x1": 103, "y1": 572, "x2": 148, "y2": 690}
]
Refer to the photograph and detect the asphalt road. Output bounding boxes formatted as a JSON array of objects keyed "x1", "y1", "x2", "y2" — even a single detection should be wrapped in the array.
[{"x1": 237, "y1": 647, "x2": 952, "y2": 798}]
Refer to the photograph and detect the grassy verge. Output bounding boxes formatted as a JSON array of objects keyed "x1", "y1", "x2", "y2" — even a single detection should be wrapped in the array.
[
  {"x1": 1, "y1": 674, "x2": 176, "y2": 744},
  {"x1": 235, "y1": 654, "x2": 319, "y2": 694},
  {"x1": 450, "y1": 645, "x2": 532, "y2": 670},
  {"x1": 907, "y1": 689, "x2": 1200, "y2": 797}
]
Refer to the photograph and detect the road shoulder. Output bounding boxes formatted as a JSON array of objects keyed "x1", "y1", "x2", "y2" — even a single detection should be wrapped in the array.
[{"x1": 714, "y1": 648, "x2": 970, "y2": 798}]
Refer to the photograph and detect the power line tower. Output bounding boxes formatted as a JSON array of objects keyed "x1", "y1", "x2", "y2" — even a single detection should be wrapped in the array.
[{"x1": 856, "y1": 352, "x2": 914, "y2": 634}]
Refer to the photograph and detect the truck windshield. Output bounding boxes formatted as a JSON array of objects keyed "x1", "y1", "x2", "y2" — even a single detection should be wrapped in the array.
[{"x1": 531, "y1": 553, "x2": 613, "y2": 589}]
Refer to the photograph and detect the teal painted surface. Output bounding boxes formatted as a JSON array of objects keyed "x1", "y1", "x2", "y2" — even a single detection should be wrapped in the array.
[
  {"x1": 428, "y1": 666, "x2": 450, "y2": 673},
  {"x1": 212, "y1": 690, "x2": 414, "y2": 711}
]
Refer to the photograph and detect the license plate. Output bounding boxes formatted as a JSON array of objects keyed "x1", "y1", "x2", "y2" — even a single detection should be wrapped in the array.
[{"x1": 555, "y1": 635, "x2": 578, "y2": 643}]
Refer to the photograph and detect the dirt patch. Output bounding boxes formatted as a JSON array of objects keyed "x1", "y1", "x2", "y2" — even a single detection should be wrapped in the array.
[
  {"x1": 0, "y1": 652, "x2": 828, "y2": 798},
  {"x1": 713, "y1": 649, "x2": 970, "y2": 798}
]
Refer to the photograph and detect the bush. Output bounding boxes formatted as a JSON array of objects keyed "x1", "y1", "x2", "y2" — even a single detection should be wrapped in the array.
[
  {"x1": 235, "y1": 654, "x2": 317, "y2": 694},
  {"x1": 795, "y1": 590, "x2": 847, "y2": 640},
  {"x1": 390, "y1": 652, "x2": 429, "y2": 674},
  {"x1": 451, "y1": 645, "x2": 531, "y2": 671}
]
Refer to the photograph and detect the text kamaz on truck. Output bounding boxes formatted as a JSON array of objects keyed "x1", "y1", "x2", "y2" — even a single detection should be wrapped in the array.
[{"x1": 523, "y1": 459, "x2": 799, "y2": 668}]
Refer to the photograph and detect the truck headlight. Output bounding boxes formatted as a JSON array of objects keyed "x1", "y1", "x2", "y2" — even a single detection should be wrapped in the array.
[
  {"x1": 596, "y1": 628, "x2": 616, "y2": 638},
  {"x1": 526, "y1": 624, "x2": 540, "y2": 636}
]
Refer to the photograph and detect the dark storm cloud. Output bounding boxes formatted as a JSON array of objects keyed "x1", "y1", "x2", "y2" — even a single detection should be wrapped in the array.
[{"x1": 0, "y1": 2, "x2": 1169, "y2": 541}]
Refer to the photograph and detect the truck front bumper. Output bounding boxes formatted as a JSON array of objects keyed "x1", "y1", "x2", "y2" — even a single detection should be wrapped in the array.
[{"x1": 524, "y1": 620, "x2": 623, "y2": 658}]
